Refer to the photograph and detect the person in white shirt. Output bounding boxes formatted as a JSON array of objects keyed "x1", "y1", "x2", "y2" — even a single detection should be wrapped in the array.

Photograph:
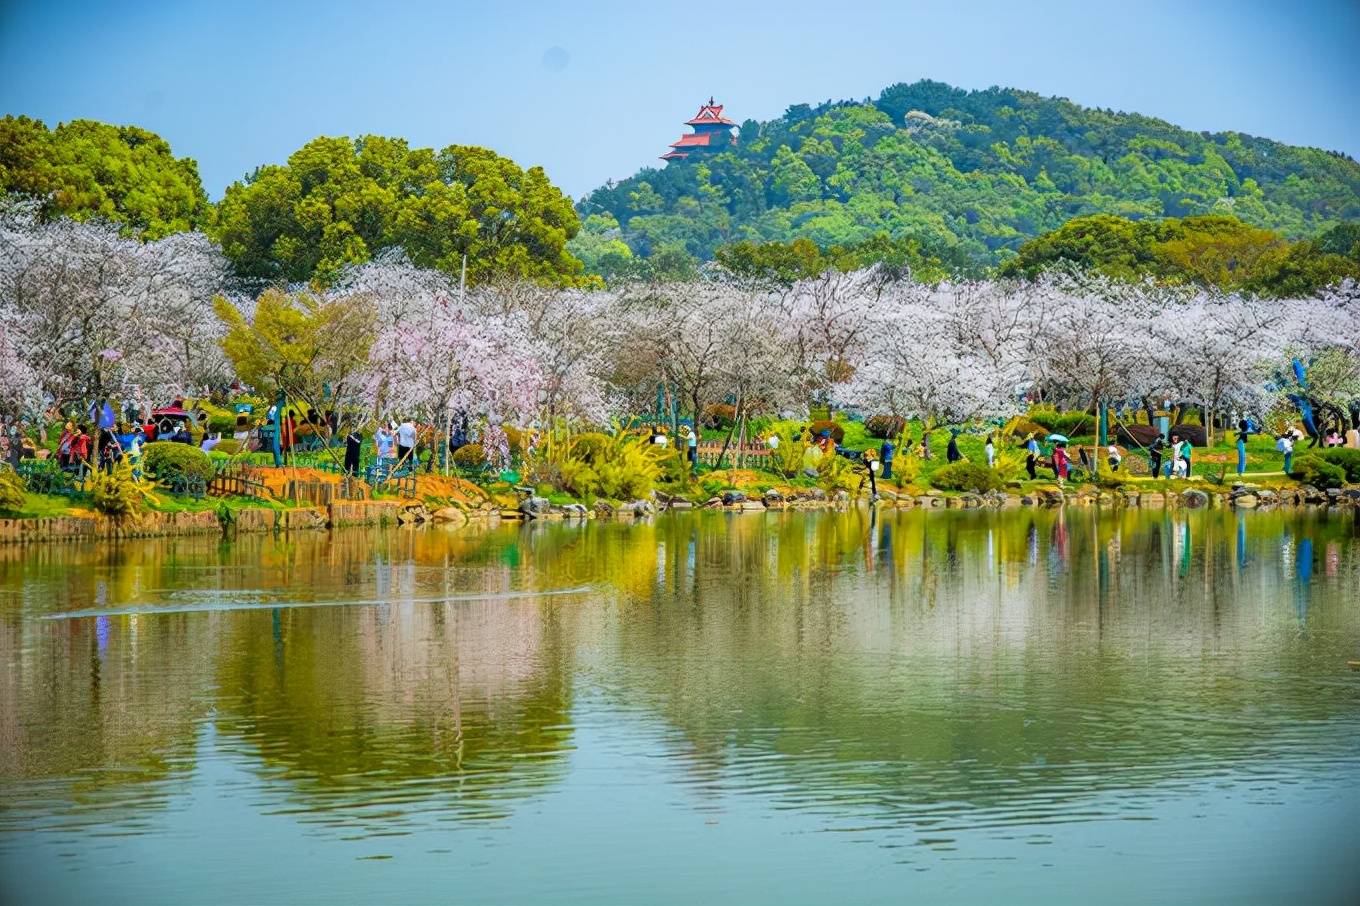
[
  {"x1": 396, "y1": 419, "x2": 418, "y2": 467},
  {"x1": 1106, "y1": 444, "x2": 1122, "y2": 472}
]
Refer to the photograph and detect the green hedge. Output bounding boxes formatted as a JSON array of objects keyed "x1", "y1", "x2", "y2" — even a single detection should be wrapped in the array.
[
  {"x1": 865, "y1": 415, "x2": 906, "y2": 439},
  {"x1": 929, "y1": 461, "x2": 1003, "y2": 493},
  {"x1": 141, "y1": 442, "x2": 215, "y2": 483},
  {"x1": 1317, "y1": 447, "x2": 1360, "y2": 482},
  {"x1": 1290, "y1": 455, "x2": 1346, "y2": 489}
]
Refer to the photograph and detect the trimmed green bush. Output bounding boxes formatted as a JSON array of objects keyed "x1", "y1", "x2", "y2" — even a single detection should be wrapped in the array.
[
  {"x1": 929, "y1": 461, "x2": 1003, "y2": 493},
  {"x1": 1318, "y1": 447, "x2": 1360, "y2": 482},
  {"x1": 1290, "y1": 455, "x2": 1346, "y2": 489},
  {"x1": 452, "y1": 443, "x2": 487, "y2": 466},
  {"x1": 1028, "y1": 408, "x2": 1094, "y2": 437},
  {"x1": 865, "y1": 415, "x2": 906, "y2": 439},
  {"x1": 141, "y1": 441, "x2": 215, "y2": 483}
]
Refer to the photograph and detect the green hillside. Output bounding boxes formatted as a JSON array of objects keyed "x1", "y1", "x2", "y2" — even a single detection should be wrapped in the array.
[{"x1": 575, "y1": 79, "x2": 1360, "y2": 269}]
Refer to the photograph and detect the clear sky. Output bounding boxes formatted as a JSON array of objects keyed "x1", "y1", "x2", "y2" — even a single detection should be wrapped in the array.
[{"x1": 2, "y1": 0, "x2": 1357, "y2": 201}]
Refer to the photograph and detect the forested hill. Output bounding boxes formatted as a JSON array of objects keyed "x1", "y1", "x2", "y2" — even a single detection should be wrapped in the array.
[{"x1": 575, "y1": 80, "x2": 1360, "y2": 269}]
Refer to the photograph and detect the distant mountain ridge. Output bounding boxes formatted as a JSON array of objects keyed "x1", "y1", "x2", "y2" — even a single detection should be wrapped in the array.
[{"x1": 576, "y1": 79, "x2": 1360, "y2": 266}]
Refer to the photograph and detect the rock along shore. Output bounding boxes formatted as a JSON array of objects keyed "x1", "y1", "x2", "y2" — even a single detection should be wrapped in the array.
[{"x1": 1, "y1": 483, "x2": 1356, "y2": 545}]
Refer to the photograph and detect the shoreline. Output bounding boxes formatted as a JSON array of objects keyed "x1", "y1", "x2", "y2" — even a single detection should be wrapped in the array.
[{"x1": 1, "y1": 482, "x2": 1356, "y2": 545}]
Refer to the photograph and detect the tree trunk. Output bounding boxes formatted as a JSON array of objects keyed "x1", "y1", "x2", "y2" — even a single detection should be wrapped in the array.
[{"x1": 716, "y1": 391, "x2": 744, "y2": 470}]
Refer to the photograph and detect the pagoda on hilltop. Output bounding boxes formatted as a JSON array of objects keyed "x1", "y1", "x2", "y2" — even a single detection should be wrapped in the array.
[{"x1": 660, "y1": 98, "x2": 736, "y2": 162}]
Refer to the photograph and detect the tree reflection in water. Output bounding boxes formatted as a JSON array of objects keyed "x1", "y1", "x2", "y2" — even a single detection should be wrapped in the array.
[{"x1": 1, "y1": 508, "x2": 1356, "y2": 843}]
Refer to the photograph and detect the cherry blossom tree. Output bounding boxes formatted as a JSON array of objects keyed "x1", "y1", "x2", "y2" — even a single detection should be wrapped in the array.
[
  {"x1": 349, "y1": 259, "x2": 545, "y2": 469},
  {"x1": 0, "y1": 202, "x2": 229, "y2": 410}
]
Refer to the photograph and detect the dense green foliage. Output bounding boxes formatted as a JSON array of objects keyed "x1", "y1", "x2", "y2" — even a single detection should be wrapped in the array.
[
  {"x1": 0, "y1": 115, "x2": 212, "y2": 238},
  {"x1": 87, "y1": 459, "x2": 159, "y2": 517},
  {"x1": 213, "y1": 136, "x2": 589, "y2": 286},
  {"x1": 528, "y1": 429, "x2": 672, "y2": 501},
  {"x1": 1289, "y1": 455, "x2": 1346, "y2": 489},
  {"x1": 1002, "y1": 214, "x2": 1360, "y2": 295},
  {"x1": 0, "y1": 469, "x2": 26, "y2": 515},
  {"x1": 141, "y1": 442, "x2": 215, "y2": 483},
  {"x1": 578, "y1": 80, "x2": 1360, "y2": 272},
  {"x1": 714, "y1": 234, "x2": 978, "y2": 284},
  {"x1": 928, "y1": 461, "x2": 1003, "y2": 493},
  {"x1": 1317, "y1": 448, "x2": 1360, "y2": 483}
]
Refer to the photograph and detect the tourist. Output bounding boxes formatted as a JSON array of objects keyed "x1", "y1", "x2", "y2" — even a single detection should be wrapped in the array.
[
  {"x1": 946, "y1": 429, "x2": 962, "y2": 463},
  {"x1": 372, "y1": 421, "x2": 394, "y2": 465},
  {"x1": 396, "y1": 418, "x2": 417, "y2": 467},
  {"x1": 57, "y1": 421, "x2": 75, "y2": 468},
  {"x1": 200, "y1": 432, "x2": 220, "y2": 453},
  {"x1": 678, "y1": 424, "x2": 697, "y2": 471},
  {"x1": 984, "y1": 434, "x2": 995, "y2": 468},
  {"x1": 652, "y1": 426, "x2": 669, "y2": 447},
  {"x1": 1324, "y1": 428, "x2": 1343, "y2": 447},
  {"x1": 1278, "y1": 433, "x2": 1294, "y2": 474},
  {"x1": 1107, "y1": 443, "x2": 1122, "y2": 472},
  {"x1": 1348, "y1": 425, "x2": 1360, "y2": 450},
  {"x1": 879, "y1": 438, "x2": 895, "y2": 480},
  {"x1": 172, "y1": 424, "x2": 194, "y2": 445},
  {"x1": 1148, "y1": 434, "x2": 1166, "y2": 479},
  {"x1": 816, "y1": 429, "x2": 834, "y2": 455},
  {"x1": 1236, "y1": 418, "x2": 1250, "y2": 475},
  {"x1": 1024, "y1": 434, "x2": 1040, "y2": 480},
  {"x1": 1052, "y1": 441, "x2": 1070, "y2": 486},
  {"x1": 70, "y1": 425, "x2": 92, "y2": 472},
  {"x1": 127, "y1": 429, "x2": 144, "y2": 478},
  {"x1": 765, "y1": 431, "x2": 779, "y2": 452},
  {"x1": 4, "y1": 421, "x2": 20, "y2": 470},
  {"x1": 344, "y1": 427, "x2": 363, "y2": 476},
  {"x1": 1170, "y1": 433, "x2": 1187, "y2": 478},
  {"x1": 862, "y1": 449, "x2": 880, "y2": 500}
]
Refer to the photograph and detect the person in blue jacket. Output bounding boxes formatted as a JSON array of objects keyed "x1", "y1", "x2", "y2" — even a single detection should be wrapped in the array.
[{"x1": 878, "y1": 438, "x2": 895, "y2": 480}]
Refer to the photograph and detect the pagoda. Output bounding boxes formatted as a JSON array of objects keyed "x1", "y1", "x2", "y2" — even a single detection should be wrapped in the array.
[{"x1": 660, "y1": 98, "x2": 736, "y2": 162}]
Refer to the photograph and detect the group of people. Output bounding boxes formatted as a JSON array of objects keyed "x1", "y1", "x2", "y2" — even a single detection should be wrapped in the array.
[{"x1": 342, "y1": 419, "x2": 421, "y2": 476}]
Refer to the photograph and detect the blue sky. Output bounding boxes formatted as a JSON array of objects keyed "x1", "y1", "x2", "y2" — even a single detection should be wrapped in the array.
[{"x1": 2, "y1": 0, "x2": 1357, "y2": 200}]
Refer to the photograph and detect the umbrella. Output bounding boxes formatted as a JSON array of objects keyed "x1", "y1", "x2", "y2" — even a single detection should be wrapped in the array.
[{"x1": 1046, "y1": 433, "x2": 1069, "y2": 443}]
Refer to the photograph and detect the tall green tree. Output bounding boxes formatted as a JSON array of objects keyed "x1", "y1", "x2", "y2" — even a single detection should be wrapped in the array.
[
  {"x1": 0, "y1": 115, "x2": 212, "y2": 238},
  {"x1": 213, "y1": 135, "x2": 590, "y2": 287}
]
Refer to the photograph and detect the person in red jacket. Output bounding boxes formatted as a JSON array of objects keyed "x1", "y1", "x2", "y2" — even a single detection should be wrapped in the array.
[
  {"x1": 69, "y1": 425, "x2": 92, "y2": 472},
  {"x1": 1052, "y1": 442, "x2": 1070, "y2": 487}
]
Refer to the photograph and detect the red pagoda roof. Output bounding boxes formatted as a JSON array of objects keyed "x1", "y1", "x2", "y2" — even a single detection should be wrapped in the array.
[
  {"x1": 659, "y1": 150, "x2": 689, "y2": 161},
  {"x1": 685, "y1": 97, "x2": 736, "y2": 127},
  {"x1": 670, "y1": 132, "x2": 717, "y2": 148}
]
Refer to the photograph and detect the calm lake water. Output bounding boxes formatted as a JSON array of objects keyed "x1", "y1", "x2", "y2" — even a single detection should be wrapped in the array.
[{"x1": 1, "y1": 508, "x2": 1358, "y2": 905}]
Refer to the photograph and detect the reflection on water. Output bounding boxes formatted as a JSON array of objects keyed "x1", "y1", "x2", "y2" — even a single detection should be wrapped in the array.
[{"x1": 1, "y1": 509, "x2": 1358, "y2": 905}]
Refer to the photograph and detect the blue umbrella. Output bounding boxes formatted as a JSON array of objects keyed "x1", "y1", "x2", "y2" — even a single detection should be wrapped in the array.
[{"x1": 1046, "y1": 433, "x2": 1069, "y2": 443}]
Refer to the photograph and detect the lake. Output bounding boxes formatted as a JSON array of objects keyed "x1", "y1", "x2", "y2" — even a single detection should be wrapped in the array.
[{"x1": 1, "y1": 508, "x2": 1358, "y2": 905}]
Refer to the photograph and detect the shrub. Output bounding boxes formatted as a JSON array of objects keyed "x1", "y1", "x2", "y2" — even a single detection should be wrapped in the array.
[
  {"x1": 87, "y1": 460, "x2": 158, "y2": 517},
  {"x1": 1005, "y1": 416, "x2": 1047, "y2": 439},
  {"x1": 213, "y1": 439, "x2": 243, "y2": 456},
  {"x1": 865, "y1": 415, "x2": 906, "y2": 439},
  {"x1": 1290, "y1": 455, "x2": 1346, "y2": 489},
  {"x1": 817, "y1": 452, "x2": 860, "y2": 493},
  {"x1": 141, "y1": 442, "x2": 215, "y2": 483},
  {"x1": 702, "y1": 403, "x2": 737, "y2": 429},
  {"x1": 502, "y1": 425, "x2": 530, "y2": 454},
  {"x1": 526, "y1": 429, "x2": 670, "y2": 501},
  {"x1": 808, "y1": 420, "x2": 845, "y2": 444},
  {"x1": 0, "y1": 469, "x2": 26, "y2": 515},
  {"x1": 1028, "y1": 408, "x2": 1094, "y2": 437},
  {"x1": 452, "y1": 443, "x2": 487, "y2": 467},
  {"x1": 1318, "y1": 447, "x2": 1360, "y2": 482},
  {"x1": 206, "y1": 414, "x2": 237, "y2": 434},
  {"x1": 929, "y1": 461, "x2": 1003, "y2": 493}
]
